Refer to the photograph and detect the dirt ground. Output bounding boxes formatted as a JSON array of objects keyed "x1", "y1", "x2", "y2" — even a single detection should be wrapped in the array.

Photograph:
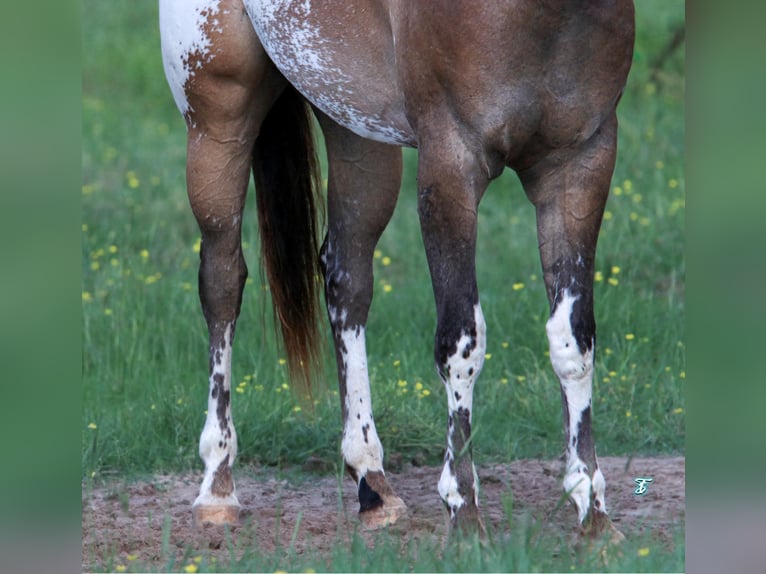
[{"x1": 82, "y1": 456, "x2": 684, "y2": 570}]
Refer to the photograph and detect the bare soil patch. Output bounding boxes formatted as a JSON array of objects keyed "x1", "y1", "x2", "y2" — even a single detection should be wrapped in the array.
[{"x1": 82, "y1": 456, "x2": 684, "y2": 570}]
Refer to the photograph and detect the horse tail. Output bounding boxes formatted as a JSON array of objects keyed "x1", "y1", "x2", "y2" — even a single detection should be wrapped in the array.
[{"x1": 252, "y1": 85, "x2": 323, "y2": 394}]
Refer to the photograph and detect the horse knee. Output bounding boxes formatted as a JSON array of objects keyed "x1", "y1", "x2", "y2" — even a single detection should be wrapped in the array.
[{"x1": 435, "y1": 302, "x2": 486, "y2": 388}]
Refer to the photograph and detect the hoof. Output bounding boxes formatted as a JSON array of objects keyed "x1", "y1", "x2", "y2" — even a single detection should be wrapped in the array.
[
  {"x1": 357, "y1": 470, "x2": 408, "y2": 529},
  {"x1": 581, "y1": 509, "x2": 624, "y2": 543},
  {"x1": 192, "y1": 503, "x2": 240, "y2": 527},
  {"x1": 359, "y1": 495, "x2": 407, "y2": 529},
  {"x1": 451, "y1": 503, "x2": 487, "y2": 540}
]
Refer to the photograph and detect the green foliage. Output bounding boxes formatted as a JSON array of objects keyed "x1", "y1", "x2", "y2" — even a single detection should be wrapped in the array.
[{"x1": 82, "y1": 0, "x2": 684, "y2": 476}]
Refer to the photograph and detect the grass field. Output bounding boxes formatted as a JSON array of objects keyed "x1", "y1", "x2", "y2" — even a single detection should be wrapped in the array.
[{"x1": 82, "y1": 1, "x2": 685, "y2": 571}]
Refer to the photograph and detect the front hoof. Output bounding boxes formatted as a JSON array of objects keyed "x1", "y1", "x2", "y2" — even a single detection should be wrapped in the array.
[
  {"x1": 581, "y1": 509, "x2": 624, "y2": 543},
  {"x1": 192, "y1": 503, "x2": 240, "y2": 527},
  {"x1": 451, "y1": 503, "x2": 487, "y2": 539}
]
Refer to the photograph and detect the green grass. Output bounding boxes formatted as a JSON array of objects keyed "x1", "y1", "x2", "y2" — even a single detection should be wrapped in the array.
[
  {"x1": 90, "y1": 515, "x2": 684, "y2": 574},
  {"x1": 82, "y1": 0, "x2": 684, "y2": 571}
]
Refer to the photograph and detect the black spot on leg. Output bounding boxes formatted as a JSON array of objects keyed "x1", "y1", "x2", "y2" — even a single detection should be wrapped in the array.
[
  {"x1": 575, "y1": 405, "x2": 594, "y2": 466},
  {"x1": 210, "y1": 454, "x2": 233, "y2": 497},
  {"x1": 357, "y1": 413, "x2": 361, "y2": 420},
  {"x1": 454, "y1": 391, "x2": 462, "y2": 402},
  {"x1": 362, "y1": 423, "x2": 370, "y2": 444},
  {"x1": 211, "y1": 373, "x2": 230, "y2": 433},
  {"x1": 468, "y1": 367, "x2": 474, "y2": 376}
]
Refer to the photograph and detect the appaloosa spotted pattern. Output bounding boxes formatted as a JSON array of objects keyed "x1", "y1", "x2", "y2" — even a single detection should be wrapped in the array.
[
  {"x1": 160, "y1": 0, "x2": 635, "y2": 539},
  {"x1": 194, "y1": 322, "x2": 240, "y2": 521}
]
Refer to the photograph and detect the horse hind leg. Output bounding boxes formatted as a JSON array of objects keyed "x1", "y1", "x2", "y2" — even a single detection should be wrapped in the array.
[
  {"x1": 316, "y1": 113, "x2": 407, "y2": 529},
  {"x1": 160, "y1": 0, "x2": 286, "y2": 526},
  {"x1": 520, "y1": 114, "x2": 624, "y2": 541}
]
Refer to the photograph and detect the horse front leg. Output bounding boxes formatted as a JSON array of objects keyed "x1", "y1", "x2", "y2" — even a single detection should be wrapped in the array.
[
  {"x1": 520, "y1": 114, "x2": 623, "y2": 540},
  {"x1": 316, "y1": 113, "x2": 406, "y2": 529},
  {"x1": 416, "y1": 133, "x2": 490, "y2": 534}
]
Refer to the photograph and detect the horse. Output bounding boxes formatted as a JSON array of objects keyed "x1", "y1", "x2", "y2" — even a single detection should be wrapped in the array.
[{"x1": 159, "y1": 0, "x2": 635, "y2": 537}]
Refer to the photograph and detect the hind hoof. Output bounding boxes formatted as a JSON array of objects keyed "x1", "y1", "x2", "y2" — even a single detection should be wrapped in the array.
[
  {"x1": 357, "y1": 470, "x2": 408, "y2": 529},
  {"x1": 359, "y1": 495, "x2": 408, "y2": 529},
  {"x1": 192, "y1": 503, "x2": 240, "y2": 527}
]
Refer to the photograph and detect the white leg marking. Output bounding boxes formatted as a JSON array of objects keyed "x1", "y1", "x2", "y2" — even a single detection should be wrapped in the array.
[
  {"x1": 437, "y1": 303, "x2": 486, "y2": 513},
  {"x1": 546, "y1": 290, "x2": 599, "y2": 523},
  {"x1": 339, "y1": 326, "x2": 384, "y2": 478},
  {"x1": 194, "y1": 322, "x2": 240, "y2": 509}
]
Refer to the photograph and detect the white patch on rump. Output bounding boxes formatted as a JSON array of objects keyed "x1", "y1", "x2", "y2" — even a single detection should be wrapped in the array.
[
  {"x1": 244, "y1": 0, "x2": 414, "y2": 145},
  {"x1": 159, "y1": 0, "x2": 222, "y2": 120}
]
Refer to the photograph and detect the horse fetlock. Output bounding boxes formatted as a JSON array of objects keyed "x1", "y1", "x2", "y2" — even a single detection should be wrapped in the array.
[
  {"x1": 563, "y1": 457, "x2": 607, "y2": 525},
  {"x1": 341, "y1": 429, "x2": 384, "y2": 480},
  {"x1": 193, "y1": 455, "x2": 241, "y2": 526},
  {"x1": 438, "y1": 457, "x2": 479, "y2": 518}
]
